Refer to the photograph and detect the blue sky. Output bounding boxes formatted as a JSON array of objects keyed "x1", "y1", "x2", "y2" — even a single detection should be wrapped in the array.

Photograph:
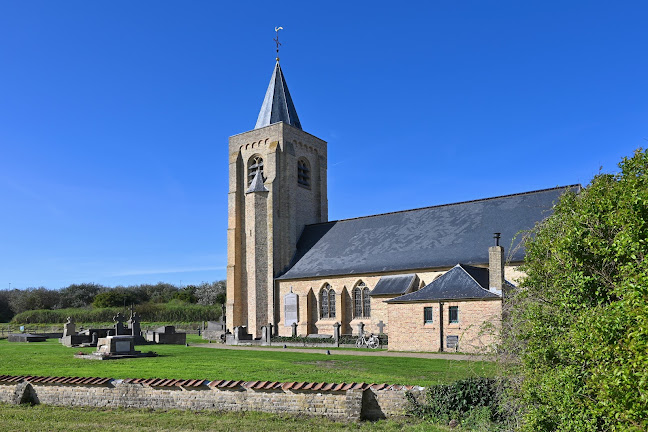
[{"x1": 1, "y1": 1, "x2": 646, "y2": 289}]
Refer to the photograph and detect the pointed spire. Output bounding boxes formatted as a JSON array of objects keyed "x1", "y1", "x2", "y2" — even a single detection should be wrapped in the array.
[
  {"x1": 246, "y1": 169, "x2": 268, "y2": 194},
  {"x1": 254, "y1": 61, "x2": 302, "y2": 130}
]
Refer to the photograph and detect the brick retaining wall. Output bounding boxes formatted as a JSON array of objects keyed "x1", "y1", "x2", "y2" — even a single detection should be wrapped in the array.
[{"x1": 0, "y1": 375, "x2": 423, "y2": 421}]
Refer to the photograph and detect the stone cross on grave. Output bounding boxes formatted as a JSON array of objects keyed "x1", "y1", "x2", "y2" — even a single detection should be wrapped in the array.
[
  {"x1": 113, "y1": 313, "x2": 126, "y2": 335},
  {"x1": 128, "y1": 311, "x2": 141, "y2": 337},
  {"x1": 377, "y1": 320, "x2": 386, "y2": 334}
]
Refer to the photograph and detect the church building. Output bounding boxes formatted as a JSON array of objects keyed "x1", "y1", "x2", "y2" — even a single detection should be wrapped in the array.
[{"x1": 226, "y1": 58, "x2": 577, "y2": 353}]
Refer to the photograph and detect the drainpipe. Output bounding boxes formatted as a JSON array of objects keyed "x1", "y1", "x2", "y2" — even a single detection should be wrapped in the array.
[{"x1": 439, "y1": 302, "x2": 444, "y2": 352}]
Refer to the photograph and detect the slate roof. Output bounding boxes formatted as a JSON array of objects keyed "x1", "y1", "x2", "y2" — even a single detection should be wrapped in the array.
[
  {"x1": 254, "y1": 61, "x2": 302, "y2": 130},
  {"x1": 369, "y1": 274, "x2": 418, "y2": 296},
  {"x1": 386, "y1": 264, "x2": 500, "y2": 303},
  {"x1": 277, "y1": 185, "x2": 580, "y2": 280}
]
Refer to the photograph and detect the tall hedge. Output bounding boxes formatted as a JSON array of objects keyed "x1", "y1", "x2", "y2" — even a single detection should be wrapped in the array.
[
  {"x1": 10, "y1": 303, "x2": 221, "y2": 324},
  {"x1": 505, "y1": 148, "x2": 648, "y2": 431}
]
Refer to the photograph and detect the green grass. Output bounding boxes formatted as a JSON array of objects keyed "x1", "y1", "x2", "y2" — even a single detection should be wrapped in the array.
[
  {"x1": 0, "y1": 404, "x2": 453, "y2": 431},
  {"x1": 0, "y1": 339, "x2": 495, "y2": 387}
]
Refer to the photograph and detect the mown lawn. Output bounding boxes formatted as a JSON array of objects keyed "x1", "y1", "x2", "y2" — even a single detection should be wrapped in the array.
[
  {"x1": 0, "y1": 338, "x2": 495, "y2": 387},
  {"x1": 0, "y1": 404, "x2": 452, "y2": 432}
]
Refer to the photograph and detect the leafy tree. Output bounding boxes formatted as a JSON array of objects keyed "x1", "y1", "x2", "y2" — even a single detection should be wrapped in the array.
[
  {"x1": 173, "y1": 286, "x2": 197, "y2": 303},
  {"x1": 58, "y1": 283, "x2": 105, "y2": 308},
  {"x1": 92, "y1": 288, "x2": 138, "y2": 308},
  {"x1": 8, "y1": 287, "x2": 60, "y2": 314},
  {"x1": 130, "y1": 282, "x2": 178, "y2": 303},
  {"x1": 195, "y1": 280, "x2": 226, "y2": 305},
  {"x1": 504, "y1": 149, "x2": 648, "y2": 431},
  {"x1": 0, "y1": 290, "x2": 14, "y2": 322}
]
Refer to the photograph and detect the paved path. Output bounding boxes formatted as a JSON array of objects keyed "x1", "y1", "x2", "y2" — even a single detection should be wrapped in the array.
[{"x1": 191, "y1": 343, "x2": 486, "y2": 361}]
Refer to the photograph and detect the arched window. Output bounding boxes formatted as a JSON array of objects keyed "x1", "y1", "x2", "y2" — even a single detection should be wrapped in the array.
[
  {"x1": 319, "y1": 284, "x2": 335, "y2": 319},
  {"x1": 363, "y1": 287, "x2": 370, "y2": 317},
  {"x1": 352, "y1": 281, "x2": 371, "y2": 318},
  {"x1": 297, "y1": 158, "x2": 311, "y2": 188},
  {"x1": 328, "y1": 289, "x2": 336, "y2": 318},
  {"x1": 248, "y1": 155, "x2": 264, "y2": 186}
]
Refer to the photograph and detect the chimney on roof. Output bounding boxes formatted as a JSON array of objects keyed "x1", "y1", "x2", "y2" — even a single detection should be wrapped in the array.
[{"x1": 489, "y1": 233, "x2": 504, "y2": 295}]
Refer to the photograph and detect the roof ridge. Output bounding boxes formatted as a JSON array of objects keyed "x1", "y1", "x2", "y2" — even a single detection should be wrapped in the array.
[{"x1": 306, "y1": 184, "x2": 581, "y2": 227}]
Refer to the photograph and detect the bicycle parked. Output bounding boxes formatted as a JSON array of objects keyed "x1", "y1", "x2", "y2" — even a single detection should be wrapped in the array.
[{"x1": 355, "y1": 333, "x2": 380, "y2": 349}]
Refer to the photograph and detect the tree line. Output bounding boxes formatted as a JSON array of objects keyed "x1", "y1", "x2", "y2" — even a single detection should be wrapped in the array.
[{"x1": 0, "y1": 281, "x2": 225, "y2": 323}]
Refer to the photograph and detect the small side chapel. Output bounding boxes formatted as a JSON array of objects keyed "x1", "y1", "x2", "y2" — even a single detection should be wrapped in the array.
[{"x1": 226, "y1": 57, "x2": 577, "y2": 353}]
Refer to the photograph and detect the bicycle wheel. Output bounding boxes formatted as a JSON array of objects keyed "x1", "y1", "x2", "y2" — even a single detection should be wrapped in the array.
[
  {"x1": 355, "y1": 338, "x2": 363, "y2": 348},
  {"x1": 368, "y1": 337, "x2": 380, "y2": 349}
]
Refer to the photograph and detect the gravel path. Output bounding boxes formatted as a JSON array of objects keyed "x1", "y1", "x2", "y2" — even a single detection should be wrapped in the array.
[{"x1": 191, "y1": 343, "x2": 487, "y2": 361}]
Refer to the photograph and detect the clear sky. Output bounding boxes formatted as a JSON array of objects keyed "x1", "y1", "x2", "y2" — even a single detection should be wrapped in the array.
[{"x1": 1, "y1": 1, "x2": 646, "y2": 290}]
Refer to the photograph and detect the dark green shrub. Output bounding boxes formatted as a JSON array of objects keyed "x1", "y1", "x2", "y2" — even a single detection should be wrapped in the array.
[
  {"x1": 92, "y1": 289, "x2": 138, "y2": 308},
  {"x1": 407, "y1": 377, "x2": 506, "y2": 424}
]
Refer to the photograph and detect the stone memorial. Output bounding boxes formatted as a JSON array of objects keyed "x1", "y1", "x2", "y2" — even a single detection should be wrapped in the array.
[
  {"x1": 145, "y1": 325, "x2": 186, "y2": 345},
  {"x1": 284, "y1": 290, "x2": 299, "y2": 327},
  {"x1": 376, "y1": 320, "x2": 386, "y2": 334},
  {"x1": 75, "y1": 335, "x2": 157, "y2": 360},
  {"x1": 113, "y1": 313, "x2": 126, "y2": 335},
  {"x1": 63, "y1": 317, "x2": 75, "y2": 337}
]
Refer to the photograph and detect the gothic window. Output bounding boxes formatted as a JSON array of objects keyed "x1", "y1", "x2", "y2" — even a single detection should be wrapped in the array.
[
  {"x1": 328, "y1": 289, "x2": 336, "y2": 318},
  {"x1": 248, "y1": 155, "x2": 264, "y2": 186},
  {"x1": 297, "y1": 158, "x2": 311, "y2": 188},
  {"x1": 320, "y1": 284, "x2": 335, "y2": 319},
  {"x1": 352, "y1": 282, "x2": 371, "y2": 318},
  {"x1": 363, "y1": 287, "x2": 370, "y2": 317}
]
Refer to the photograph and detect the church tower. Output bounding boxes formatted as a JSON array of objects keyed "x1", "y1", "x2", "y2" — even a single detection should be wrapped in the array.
[{"x1": 226, "y1": 60, "x2": 328, "y2": 337}]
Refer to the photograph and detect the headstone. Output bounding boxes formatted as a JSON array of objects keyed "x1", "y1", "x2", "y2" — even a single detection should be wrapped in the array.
[
  {"x1": 333, "y1": 322, "x2": 341, "y2": 345},
  {"x1": 284, "y1": 291, "x2": 299, "y2": 327},
  {"x1": 356, "y1": 322, "x2": 365, "y2": 337},
  {"x1": 291, "y1": 322, "x2": 298, "y2": 338},
  {"x1": 63, "y1": 317, "x2": 76, "y2": 337},
  {"x1": 113, "y1": 313, "x2": 126, "y2": 335},
  {"x1": 91, "y1": 332, "x2": 98, "y2": 345},
  {"x1": 128, "y1": 312, "x2": 141, "y2": 337},
  {"x1": 376, "y1": 320, "x2": 386, "y2": 334}
]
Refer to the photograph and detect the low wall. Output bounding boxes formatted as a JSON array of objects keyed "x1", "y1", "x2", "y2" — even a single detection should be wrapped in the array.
[{"x1": 0, "y1": 375, "x2": 422, "y2": 421}]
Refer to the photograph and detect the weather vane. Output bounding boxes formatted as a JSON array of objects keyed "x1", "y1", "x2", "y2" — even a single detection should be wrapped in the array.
[{"x1": 274, "y1": 26, "x2": 283, "y2": 61}]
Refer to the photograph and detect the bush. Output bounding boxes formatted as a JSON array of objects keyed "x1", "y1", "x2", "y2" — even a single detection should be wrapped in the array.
[
  {"x1": 11, "y1": 303, "x2": 222, "y2": 324},
  {"x1": 93, "y1": 289, "x2": 139, "y2": 308},
  {"x1": 504, "y1": 148, "x2": 648, "y2": 431},
  {"x1": 407, "y1": 377, "x2": 506, "y2": 425}
]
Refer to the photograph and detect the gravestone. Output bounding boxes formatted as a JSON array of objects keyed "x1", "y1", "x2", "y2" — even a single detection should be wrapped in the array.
[
  {"x1": 144, "y1": 325, "x2": 186, "y2": 345},
  {"x1": 376, "y1": 320, "x2": 386, "y2": 334},
  {"x1": 75, "y1": 335, "x2": 157, "y2": 360},
  {"x1": 113, "y1": 313, "x2": 126, "y2": 335},
  {"x1": 91, "y1": 332, "x2": 98, "y2": 345},
  {"x1": 128, "y1": 312, "x2": 141, "y2": 337},
  {"x1": 63, "y1": 317, "x2": 76, "y2": 337},
  {"x1": 356, "y1": 322, "x2": 365, "y2": 337},
  {"x1": 291, "y1": 322, "x2": 298, "y2": 338},
  {"x1": 284, "y1": 290, "x2": 299, "y2": 327}
]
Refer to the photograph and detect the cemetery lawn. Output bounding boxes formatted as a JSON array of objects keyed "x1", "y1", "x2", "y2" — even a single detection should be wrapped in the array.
[
  {"x1": 0, "y1": 404, "x2": 451, "y2": 431},
  {"x1": 0, "y1": 339, "x2": 495, "y2": 387}
]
